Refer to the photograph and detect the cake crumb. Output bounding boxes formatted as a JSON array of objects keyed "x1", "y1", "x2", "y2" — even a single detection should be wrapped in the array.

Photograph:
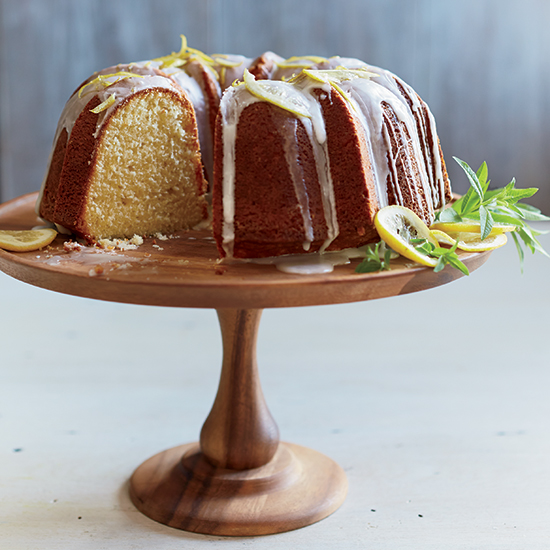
[
  {"x1": 154, "y1": 233, "x2": 169, "y2": 241},
  {"x1": 98, "y1": 234, "x2": 143, "y2": 251},
  {"x1": 88, "y1": 265, "x2": 104, "y2": 277},
  {"x1": 63, "y1": 240, "x2": 83, "y2": 252}
]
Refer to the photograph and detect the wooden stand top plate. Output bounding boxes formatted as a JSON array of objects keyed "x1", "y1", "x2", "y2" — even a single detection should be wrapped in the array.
[{"x1": 0, "y1": 193, "x2": 491, "y2": 309}]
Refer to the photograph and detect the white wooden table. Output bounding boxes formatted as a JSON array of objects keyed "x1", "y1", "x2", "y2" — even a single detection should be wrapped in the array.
[{"x1": 1, "y1": 226, "x2": 549, "y2": 549}]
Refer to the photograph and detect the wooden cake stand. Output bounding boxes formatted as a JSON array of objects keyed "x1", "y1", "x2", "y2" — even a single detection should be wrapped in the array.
[{"x1": 0, "y1": 193, "x2": 491, "y2": 536}]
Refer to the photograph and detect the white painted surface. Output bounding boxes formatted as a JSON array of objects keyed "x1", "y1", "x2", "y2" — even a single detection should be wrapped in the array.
[{"x1": 1, "y1": 228, "x2": 549, "y2": 548}]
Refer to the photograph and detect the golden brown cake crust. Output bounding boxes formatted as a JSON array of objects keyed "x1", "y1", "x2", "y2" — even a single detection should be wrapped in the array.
[
  {"x1": 213, "y1": 102, "x2": 329, "y2": 258},
  {"x1": 184, "y1": 61, "x2": 221, "y2": 145},
  {"x1": 248, "y1": 53, "x2": 279, "y2": 81},
  {"x1": 316, "y1": 89, "x2": 380, "y2": 251},
  {"x1": 50, "y1": 88, "x2": 207, "y2": 242},
  {"x1": 38, "y1": 127, "x2": 69, "y2": 222},
  {"x1": 51, "y1": 95, "x2": 103, "y2": 239}
]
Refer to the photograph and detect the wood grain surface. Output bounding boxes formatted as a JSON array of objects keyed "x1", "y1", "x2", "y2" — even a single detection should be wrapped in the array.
[
  {"x1": 200, "y1": 309, "x2": 279, "y2": 470},
  {"x1": 129, "y1": 441, "x2": 348, "y2": 536},
  {"x1": 130, "y1": 309, "x2": 347, "y2": 536}
]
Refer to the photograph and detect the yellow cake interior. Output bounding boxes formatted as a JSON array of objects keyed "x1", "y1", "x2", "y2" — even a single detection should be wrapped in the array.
[{"x1": 83, "y1": 91, "x2": 206, "y2": 239}]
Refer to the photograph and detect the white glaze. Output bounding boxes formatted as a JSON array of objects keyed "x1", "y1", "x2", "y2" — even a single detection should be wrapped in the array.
[
  {"x1": 236, "y1": 246, "x2": 367, "y2": 274},
  {"x1": 35, "y1": 64, "x2": 189, "y2": 217},
  {"x1": 363, "y1": 63, "x2": 446, "y2": 211},
  {"x1": 219, "y1": 76, "x2": 340, "y2": 257},
  {"x1": 211, "y1": 54, "x2": 253, "y2": 89}
]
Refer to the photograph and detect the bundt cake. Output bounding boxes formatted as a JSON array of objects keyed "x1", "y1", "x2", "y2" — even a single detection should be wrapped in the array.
[{"x1": 36, "y1": 37, "x2": 451, "y2": 259}]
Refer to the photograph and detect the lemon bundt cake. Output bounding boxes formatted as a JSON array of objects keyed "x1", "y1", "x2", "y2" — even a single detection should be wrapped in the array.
[{"x1": 36, "y1": 39, "x2": 451, "y2": 257}]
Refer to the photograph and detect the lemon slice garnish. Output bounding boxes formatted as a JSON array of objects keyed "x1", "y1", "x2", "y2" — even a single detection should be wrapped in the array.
[
  {"x1": 0, "y1": 229, "x2": 57, "y2": 252},
  {"x1": 277, "y1": 55, "x2": 329, "y2": 68},
  {"x1": 301, "y1": 67, "x2": 378, "y2": 109},
  {"x1": 374, "y1": 206, "x2": 439, "y2": 267},
  {"x1": 430, "y1": 220, "x2": 515, "y2": 235},
  {"x1": 78, "y1": 71, "x2": 144, "y2": 98},
  {"x1": 211, "y1": 54, "x2": 242, "y2": 68},
  {"x1": 303, "y1": 67, "x2": 378, "y2": 84},
  {"x1": 430, "y1": 229, "x2": 457, "y2": 246},
  {"x1": 449, "y1": 231, "x2": 508, "y2": 252},
  {"x1": 242, "y1": 69, "x2": 311, "y2": 118},
  {"x1": 431, "y1": 228, "x2": 508, "y2": 251}
]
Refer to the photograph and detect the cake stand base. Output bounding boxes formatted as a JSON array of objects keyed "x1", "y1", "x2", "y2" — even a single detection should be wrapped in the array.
[{"x1": 129, "y1": 441, "x2": 348, "y2": 536}]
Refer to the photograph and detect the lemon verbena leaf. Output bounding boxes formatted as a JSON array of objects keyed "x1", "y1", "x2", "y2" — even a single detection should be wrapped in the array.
[
  {"x1": 454, "y1": 157, "x2": 484, "y2": 201},
  {"x1": 447, "y1": 254, "x2": 470, "y2": 276},
  {"x1": 452, "y1": 158, "x2": 549, "y2": 269},
  {"x1": 516, "y1": 203, "x2": 550, "y2": 222},
  {"x1": 476, "y1": 161, "x2": 489, "y2": 189},
  {"x1": 355, "y1": 241, "x2": 392, "y2": 273},
  {"x1": 355, "y1": 259, "x2": 383, "y2": 273},
  {"x1": 438, "y1": 206, "x2": 463, "y2": 223},
  {"x1": 411, "y1": 238, "x2": 469, "y2": 275},
  {"x1": 479, "y1": 205, "x2": 494, "y2": 240},
  {"x1": 517, "y1": 225, "x2": 550, "y2": 258},
  {"x1": 511, "y1": 232, "x2": 525, "y2": 273},
  {"x1": 452, "y1": 184, "x2": 479, "y2": 218}
]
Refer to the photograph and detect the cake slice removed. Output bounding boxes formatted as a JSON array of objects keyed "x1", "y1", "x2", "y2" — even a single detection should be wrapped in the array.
[{"x1": 38, "y1": 66, "x2": 208, "y2": 242}]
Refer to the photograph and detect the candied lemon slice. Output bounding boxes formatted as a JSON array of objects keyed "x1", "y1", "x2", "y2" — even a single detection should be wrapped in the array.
[
  {"x1": 448, "y1": 231, "x2": 508, "y2": 252},
  {"x1": 302, "y1": 68, "x2": 378, "y2": 106},
  {"x1": 277, "y1": 55, "x2": 329, "y2": 68},
  {"x1": 430, "y1": 229, "x2": 457, "y2": 246},
  {"x1": 211, "y1": 54, "x2": 242, "y2": 68},
  {"x1": 90, "y1": 94, "x2": 116, "y2": 114},
  {"x1": 430, "y1": 228, "x2": 508, "y2": 251},
  {"x1": 303, "y1": 67, "x2": 378, "y2": 84},
  {"x1": 0, "y1": 228, "x2": 57, "y2": 252},
  {"x1": 374, "y1": 206, "x2": 438, "y2": 267},
  {"x1": 430, "y1": 220, "x2": 515, "y2": 235},
  {"x1": 242, "y1": 69, "x2": 311, "y2": 118}
]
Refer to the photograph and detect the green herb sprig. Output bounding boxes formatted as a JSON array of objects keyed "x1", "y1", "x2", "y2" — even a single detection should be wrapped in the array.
[
  {"x1": 437, "y1": 158, "x2": 549, "y2": 270},
  {"x1": 411, "y1": 238, "x2": 470, "y2": 276},
  {"x1": 355, "y1": 241, "x2": 392, "y2": 273}
]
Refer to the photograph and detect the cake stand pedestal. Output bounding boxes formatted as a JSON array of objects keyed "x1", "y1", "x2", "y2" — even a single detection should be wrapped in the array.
[
  {"x1": 0, "y1": 193, "x2": 492, "y2": 536},
  {"x1": 130, "y1": 308, "x2": 348, "y2": 535}
]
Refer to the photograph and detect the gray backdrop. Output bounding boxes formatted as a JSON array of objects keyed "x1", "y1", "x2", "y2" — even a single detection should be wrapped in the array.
[{"x1": 1, "y1": 0, "x2": 549, "y2": 211}]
